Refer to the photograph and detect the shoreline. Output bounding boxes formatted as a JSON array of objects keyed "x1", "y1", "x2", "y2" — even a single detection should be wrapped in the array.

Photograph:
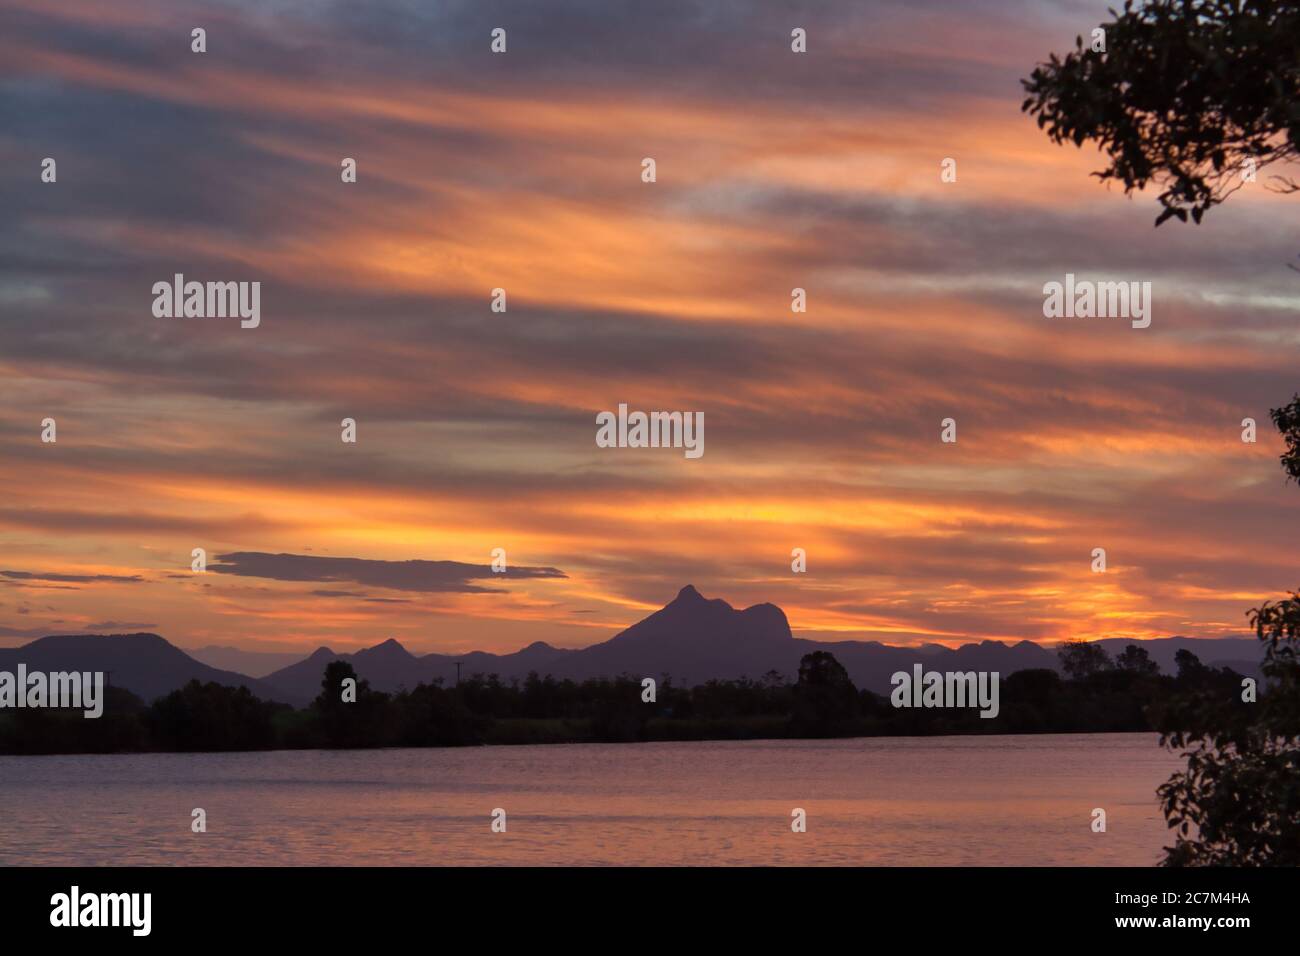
[{"x1": 0, "y1": 726, "x2": 1168, "y2": 759}]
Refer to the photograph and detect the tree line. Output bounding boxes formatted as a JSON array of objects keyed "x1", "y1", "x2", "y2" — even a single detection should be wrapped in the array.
[{"x1": 0, "y1": 642, "x2": 1249, "y2": 755}]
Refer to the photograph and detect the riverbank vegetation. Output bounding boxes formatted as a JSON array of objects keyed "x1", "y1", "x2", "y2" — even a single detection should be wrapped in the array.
[{"x1": 0, "y1": 643, "x2": 1252, "y2": 755}]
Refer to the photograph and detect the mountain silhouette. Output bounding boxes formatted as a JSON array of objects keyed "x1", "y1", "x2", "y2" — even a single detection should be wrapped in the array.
[
  {"x1": 549, "y1": 584, "x2": 793, "y2": 681},
  {"x1": 0, "y1": 633, "x2": 289, "y2": 704},
  {"x1": 258, "y1": 585, "x2": 1261, "y2": 700},
  {"x1": 2, "y1": 588, "x2": 1262, "y2": 707},
  {"x1": 259, "y1": 634, "x2": 574, "y2": 704}
]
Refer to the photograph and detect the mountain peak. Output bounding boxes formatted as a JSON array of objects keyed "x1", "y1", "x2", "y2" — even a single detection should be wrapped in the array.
[
  {"x1": 357, "y1": 637, "x2": 414, "y2": 660},
  {"x1": 0, "y1": 632, "x2": 290, "y2": 706},
  {"x1": 675, "y1": 584, "x2": 705, "y2": 602}
]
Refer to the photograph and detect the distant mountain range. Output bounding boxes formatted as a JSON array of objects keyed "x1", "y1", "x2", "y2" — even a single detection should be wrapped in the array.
[
  {"x1": 0, "y1": 585, "x2": 1262, "y2": 708},
  {"x1": 0, "y1": 632, "x2": 285, "y2": 703}
]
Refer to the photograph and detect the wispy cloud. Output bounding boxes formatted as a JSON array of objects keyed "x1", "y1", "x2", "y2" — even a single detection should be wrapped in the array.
[
  {"x1": 210, "y1": 552, "x2": 565, "y2": 593},
  {"x1": 2, "y1": 569, "x2": 144, "y2": 584}
]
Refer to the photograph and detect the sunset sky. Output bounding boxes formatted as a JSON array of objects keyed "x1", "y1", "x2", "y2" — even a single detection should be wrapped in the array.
[{"x1": 1, "y1": 0, "x2": 1297, "y2": 657}]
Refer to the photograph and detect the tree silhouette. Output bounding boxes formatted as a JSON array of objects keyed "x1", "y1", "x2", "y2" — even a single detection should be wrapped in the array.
[
  {"x1": 1058, "y1": 639, "x2": 1113, "y2": 679},
  {"x1": 146, "y1": 680, "x2": 279, "y2": 752},
  {"x1": 1156, "y1": 609, "x2": 1300, "y2": 864},
  {"x1": 1174, "y1": 648, "x2": 1210, "y2": 682},
  {"x1": 792, "y1": 651, "x2": 859, "y2": 734},
  {"x1": 1272, "y1": 394, "x2": 1300, "y2": 481},
  {"x1": 1155, "y1": 410, "x2": 1300, "y2": 864},
  {"x1": 314, "y1": 660, "x2": 361, "y2": 712},
  {"x1": 1024, "y1": 0, "x2": 1300, "y2": 864},
  {"x1": 1022, "y1": 0, "x2": 1300, "y2": 225},
  {"x1": 313, "y1": 660, "x2": 389, "y2": 748},
  {"x1": 1116, "y1": 643, "x2": 1161, "y2": 675}
]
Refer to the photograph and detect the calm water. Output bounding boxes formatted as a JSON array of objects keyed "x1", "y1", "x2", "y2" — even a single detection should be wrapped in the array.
[{"x1": 0, "y1": 733, "x2": 1184, "y2": 865}]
